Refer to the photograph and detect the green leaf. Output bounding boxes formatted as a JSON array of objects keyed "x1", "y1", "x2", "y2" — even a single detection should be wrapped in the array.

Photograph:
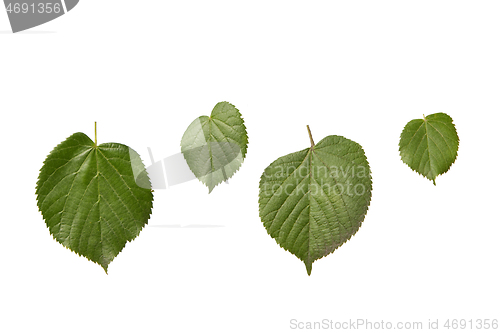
[
  {"x1": 181, "y1": 101, "x2": 248, "y2": 193},
  {"x1": 258, "y1": 126, "x2": 372, "y2": 275},
  {"x1": 36, "y1": 127, "x2": 154, "y2": 273},
  {"x1": 399, "y1": 112, "x2": 459, "y2": 185}
]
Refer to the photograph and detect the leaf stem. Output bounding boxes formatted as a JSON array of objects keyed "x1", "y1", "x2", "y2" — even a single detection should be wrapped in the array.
[
  {"x1": 94, "y1": 121, "x2": 97, "y2": 146},
  {"x1": 307, "y1": 125, "x2": 315, "y2": 148}
]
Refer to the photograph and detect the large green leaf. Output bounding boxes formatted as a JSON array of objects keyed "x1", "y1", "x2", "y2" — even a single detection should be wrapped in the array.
[
  {"x1": 258, "y1": 126, "x2": 372, "y2": 275},
  {"x1": 399, "y1": 112, "x2": 459, "y2": 185},
  {"x1": 181, "y1": 101, "x2": 248, "y2": 193},
  {"x1": 36, "y1": 129, "x2": 154, "y2": 273}
]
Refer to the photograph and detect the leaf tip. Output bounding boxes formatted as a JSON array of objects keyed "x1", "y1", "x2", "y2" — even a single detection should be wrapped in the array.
[
  {"x1": 305, "y1": 262, "x2": 312, "y2": 276},
  {"x1": 101, "y1": 264, "x2": 109, "y2": 274}
]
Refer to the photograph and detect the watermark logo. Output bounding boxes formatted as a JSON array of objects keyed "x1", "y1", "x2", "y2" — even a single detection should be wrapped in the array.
[
  {"x1": 262, "y1": 163, "x2": 370, "y2": 198},
  {"x1": 3, "y1": 0, "x2": 79, "y2": 33}
]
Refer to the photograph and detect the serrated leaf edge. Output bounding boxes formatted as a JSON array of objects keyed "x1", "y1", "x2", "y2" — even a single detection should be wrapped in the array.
[
  {"x1": 181, "y1": 101, "x2": 249, "y2": 193},
  {"x1": 398, "y1": 113, "x2": 459, "y2": 185},
  {"x1": 258, "y1": 135, "x2": 372, "y2": 275},
  {"x1": 35, "y1": 132, "x2": 154, "y2": 274}
]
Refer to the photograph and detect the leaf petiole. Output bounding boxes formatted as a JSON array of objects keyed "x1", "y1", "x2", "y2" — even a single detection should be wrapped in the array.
[{"x1": 307, "y1": 125, "x2": 315, "y2": 148}]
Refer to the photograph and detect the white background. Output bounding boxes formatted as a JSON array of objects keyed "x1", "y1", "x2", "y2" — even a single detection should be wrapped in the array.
[{"x1": 1, "y1": 1, "x2": 499, "y2": 332}]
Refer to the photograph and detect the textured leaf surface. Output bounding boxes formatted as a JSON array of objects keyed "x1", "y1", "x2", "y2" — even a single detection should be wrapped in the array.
[
  {"x1": 258, "y1": 131, "x2": 372, "y2": 275},
  {"x1": 181, "y1": 101, "x2": 248, "y2": 193},
  {"x1": 399, "y1": 113, "x2": 459, "y2": 185},
  {"x1": 36, "y1": 132, "x2": 154, "y2": 273}
]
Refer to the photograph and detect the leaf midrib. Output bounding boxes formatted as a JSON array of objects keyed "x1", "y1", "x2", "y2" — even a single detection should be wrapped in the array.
[
  {"x1": 95, "y1": 147, "x2": 102, "y2": 256},
  {"x1": 96, "y1": 146, "x2": 142, "y2": 235},
  {"x1": 424, "y1": 119, "x2": 433, "y2": 179},
  {"x1": 311, "y1": 149, "x2": 353, "y2": 237},
  {"x1": 208, "y1": 118, "x2": 214, "y2": 173},
  {"x1": 424, "y1": 120, "x2": 448, "y2": 180}
]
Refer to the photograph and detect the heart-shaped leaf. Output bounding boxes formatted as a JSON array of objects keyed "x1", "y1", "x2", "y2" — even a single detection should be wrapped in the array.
[
  {"x1": 36, "y1": 126, "x2": 153, "y2": 273},
  {"x1": 399, "y1": 112, "x2": 459, "y2": 185},
  {"x1": 258, "y1": 126, "x2": 372, "y2": 275},
  {"x1": 181, "y1": 101, "x2": 248, "y2": 193}
]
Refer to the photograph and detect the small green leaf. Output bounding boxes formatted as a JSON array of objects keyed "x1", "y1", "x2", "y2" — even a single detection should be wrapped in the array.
[
  {"x1": 399, "y1": 112, "x2": 459, "y2": 185},
  {"x1": 258, "y1": 126, "x2": 372, "y2": 275},
  {"x1": 36, "y1": 127, "x2": 154, "y2": 273},
  {"x1": 181, "y1": 101, "x2": 248, "y2": 193}
]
